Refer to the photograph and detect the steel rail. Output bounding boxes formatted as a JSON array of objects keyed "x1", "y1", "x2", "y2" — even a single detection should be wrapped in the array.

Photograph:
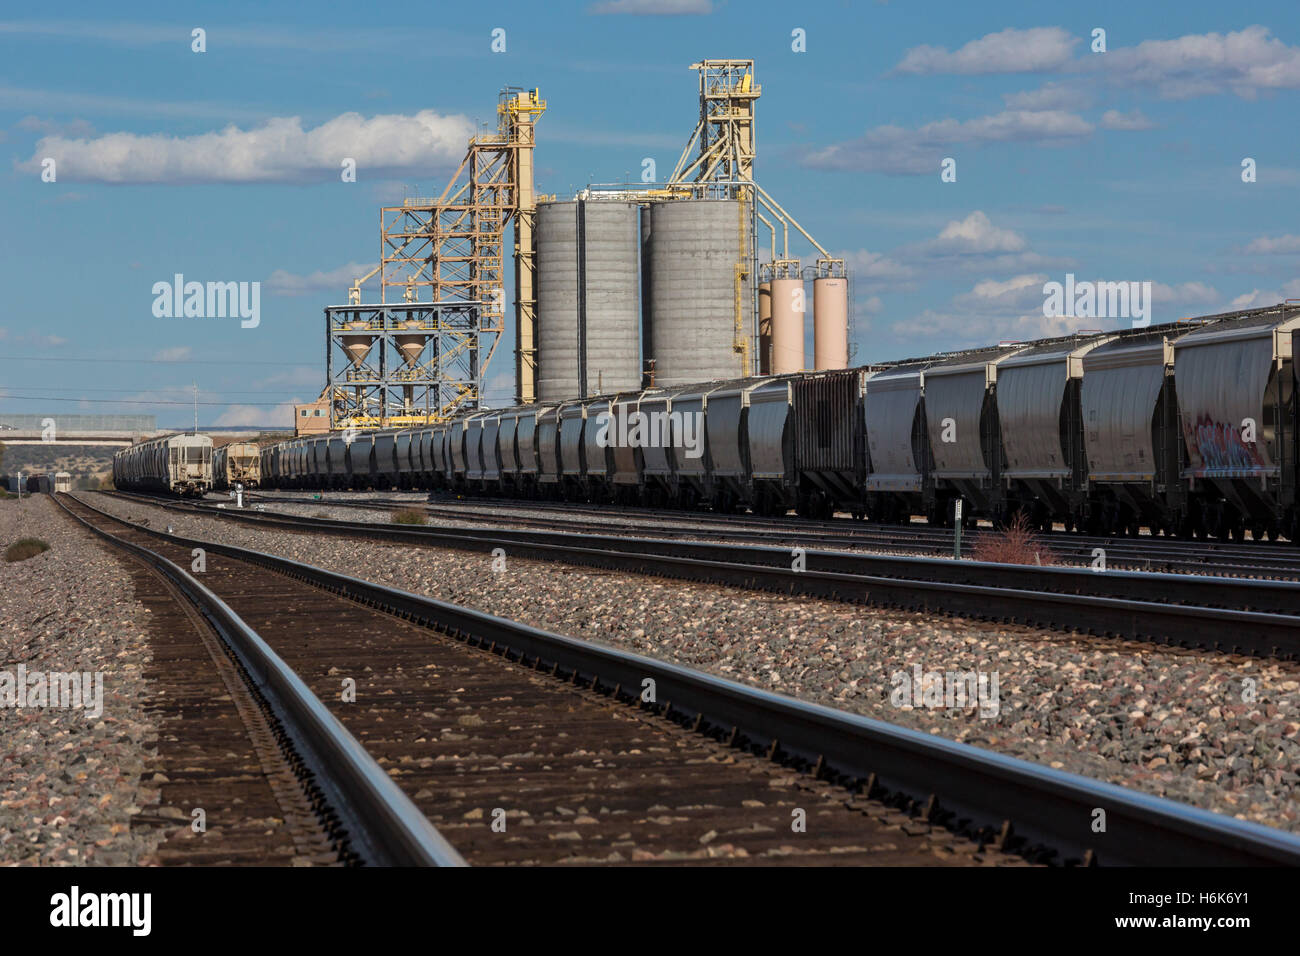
[
  {"x1": 105, "y1": 491, "x2": 1300, "y2": 658},
  {"x1": 69, "y1": 493, "x2": 1300, "y2": 866},
  {"x1": 54, "y1": 494, "x2": 467, "y2": 868},
  {"x1": 248, "y1": 493, "x2": 1300, "y2": 577},
  {"x1": 244, "y1": 490, "x2": 1300, "y2": 564}
]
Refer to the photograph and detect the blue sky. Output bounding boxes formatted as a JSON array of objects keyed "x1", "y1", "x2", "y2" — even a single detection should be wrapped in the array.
[{"x1": 3, "y1": 0, "x2": 1300, "y2": 428}]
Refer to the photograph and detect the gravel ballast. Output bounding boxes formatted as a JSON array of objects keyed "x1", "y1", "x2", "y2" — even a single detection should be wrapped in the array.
[
  {"x1": 0, "y1": 496, "x2": 160, "y2": 865},
  {"x1": 90, "y1": 493, "x2": 1300, "y2": 835}
]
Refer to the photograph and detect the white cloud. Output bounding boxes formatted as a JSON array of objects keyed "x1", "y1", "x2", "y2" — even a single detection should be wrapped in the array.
[
  {"x1": 1231, "y1": 290, "x2": 1273, "y2": 309},
  {"x1": 15, "y1": 115, "x2": 94, "y2": 137},
  {"x1": 895, "y1": 272, "x2": 1102, "y2": 348},
  {"x1": 804, "y1": 110, "x2": 1093, "y2": 175},
  {"x1": 1098, "y1": 26, "x2": 1300, "y2": 100},
  {"x1": 1243, "y1": 234, "x2": 1300, "y2": 255},
  {"x1": 964, "y1": 273, "x2": 1047, "y2": 301},
  {"x1": 1150, "y1": 281, "x2": 1219, "y2": 305},
  {"x1": 18, "y1": 111, "x2": 473, "y2": 184},
  {"x1": 895, "y1": 27, "x2": 1079, "y2": 75},
  {"x1": 895, "y1": 24, "x2": 1300, "y2": 101},
  {"x1": 0, "y1": 329, "x2": 67, "y2": 348},
  {"x1": 266, "y1": 262, "x2": 378, "y2": 297},
  {"x1": 214, "y1": 403, "x2": 296, "y2": 428},
  {"x1": 587, "y1": 0, "x2": 711, "y2": 12},
  {"x1": 843, "y1": 249, "x2": 915, "y2": 283},
  {"x1": 931, "y1": 211, "x2": 1026, "y2": 254},
  {"x1": 1229, "y1": 281, "x2": 1300, "y2": 309},
  {"x1": 880, "y1": 212, "x2": 1070, "y2": 280},
  {"x1": 1003, "y1": 82, "x2": 1093, "y2": 111},
  {"x1": 152, "y1": 346, "x2": 193, "y2": 362},
  {"x1": 1099, "y1": 109, "x2": 1154, "y2": 131},
  {"x1": 887, "y1": 272, "x2": 1207, "y2": 349}
]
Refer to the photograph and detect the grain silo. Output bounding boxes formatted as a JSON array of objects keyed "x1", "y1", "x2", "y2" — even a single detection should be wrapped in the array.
[
  {"x1": 536, "y1": 198, "x2": 641, "y2": 401},
  {"x1": 646, "y1": 198, "x2": 750, "y2": 387}
]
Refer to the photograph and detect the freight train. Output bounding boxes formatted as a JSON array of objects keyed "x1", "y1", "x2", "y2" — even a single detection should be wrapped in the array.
[
  {"x1": 110, "y1": 303, "x2": 1294, "y2": 541},
  {"x1": 259, "y1": 306, "x2": 1300, "y2": 540},
  {"x1": 113, "y1": 434, "x2": 213, "y2": 496}
]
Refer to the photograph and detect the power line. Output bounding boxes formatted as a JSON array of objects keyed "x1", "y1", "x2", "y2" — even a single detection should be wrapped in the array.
[
  {"x1": 1, "y1": 385, "x2": 316, "y2": 396},
  {"x1": 0, "y1": 355, "x2": 316, "y2": 367},
  {"x1": 0, "y1": 395, "x2": 293, "y2": 407}
]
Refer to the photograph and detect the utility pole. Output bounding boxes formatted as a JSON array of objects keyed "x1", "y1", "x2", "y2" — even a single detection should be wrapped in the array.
[{"x1": 193, "y1": 382, "x2": 198, "y2": 434}]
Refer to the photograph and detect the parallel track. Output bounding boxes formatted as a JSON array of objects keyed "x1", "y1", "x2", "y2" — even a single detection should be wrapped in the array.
[
  {"x1": 109, "y1": 527, "x2": 343, "y2": 865},
  {"x1": 65, "y1": 492, "x2": 1300, "y2": 865},
  {"x1": 55, "y1": 494, "x2": 466, "y2": 867},
  {"x1": 108, "y1": 490, "x2": 1300, "y2": 660},
  {"x1": 244, "y1": 490, "x2": 1300, "y2": 579}
]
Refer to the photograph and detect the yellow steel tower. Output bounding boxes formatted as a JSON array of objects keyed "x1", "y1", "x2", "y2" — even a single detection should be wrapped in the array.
[{"x1": 375, "y1": 87, "x2": 546, "y2": 416}]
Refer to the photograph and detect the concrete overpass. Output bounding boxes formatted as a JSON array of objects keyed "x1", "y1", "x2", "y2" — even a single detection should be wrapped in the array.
[{"x1": 0, "y1": 428, "x2": 161, "y2": 447}]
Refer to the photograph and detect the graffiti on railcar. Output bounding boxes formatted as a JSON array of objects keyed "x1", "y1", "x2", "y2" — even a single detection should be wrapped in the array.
[{"x1": 1185, "y1": 414, "x2": 1268, "y2": 477}]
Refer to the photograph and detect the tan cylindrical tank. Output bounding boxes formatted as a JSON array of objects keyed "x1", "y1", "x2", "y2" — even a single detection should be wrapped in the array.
[
  {"x1": 758, "y1": 281, "x2": 772, "y2": 375},
  {"x1": 813, "y1": 277, "x2": 849, "y2": 370},
  {"x1": 769, "y1": 277, "x2": 805, "y2": 374}
]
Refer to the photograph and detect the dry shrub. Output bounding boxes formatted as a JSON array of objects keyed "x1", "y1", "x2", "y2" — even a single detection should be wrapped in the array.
[
  {"x1": 391, "y1": 508, "x2": 427, "y2": 526},
  {"x1": 969, "y1": 512, "x2": 1056, "y2": 566},
  {"x1": 4, "y1": 538, "x2": 50, "y2": 562}
]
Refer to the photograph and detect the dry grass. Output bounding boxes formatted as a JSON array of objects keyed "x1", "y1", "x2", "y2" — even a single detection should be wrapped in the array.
[
  {"x1": 391, "y1": 508, "x2": 427, "y2": 526},
  {"x1": 4, "y1": 538, "x2": 50, "y2": 562},
  {"x1": 969, "y1": 512, "x2": 1057, "y2": 566}
]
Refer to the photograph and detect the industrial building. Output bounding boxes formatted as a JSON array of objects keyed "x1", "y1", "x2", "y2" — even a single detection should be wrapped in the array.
[{"x1": 321, "y1": 59, "x2": 851, "y2": 431}]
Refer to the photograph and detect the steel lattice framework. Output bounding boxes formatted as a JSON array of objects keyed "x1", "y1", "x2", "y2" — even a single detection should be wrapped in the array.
[
  {"x1": 670, "y1": 59, "x2": 759, "y2": 188},
  {"x1": 324, "y1": 302, "x2": 483, "y2": 430},
  {"x1": 376, "y1": 87, "x2": 545, "y2": 412}
]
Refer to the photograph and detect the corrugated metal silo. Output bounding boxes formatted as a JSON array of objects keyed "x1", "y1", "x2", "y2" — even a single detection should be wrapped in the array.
[
  {"x1": 647, "y1": 199, "x2": 749, "y2": 386},
  {"x1": 536, "y1": 199, "x2": 640, "y2": 401}
]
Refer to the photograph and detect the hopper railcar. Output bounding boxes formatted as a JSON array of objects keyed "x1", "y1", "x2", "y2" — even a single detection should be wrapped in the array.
[
  {"x1": 256, "y1": 305, "x2": 1300, "y2": 541},
  {"x1": 213, "y1": 441, "x2": 262, "y2": 490},
  {"x1": 113, "y1": 434, "x2": 213, "y2": 496}
]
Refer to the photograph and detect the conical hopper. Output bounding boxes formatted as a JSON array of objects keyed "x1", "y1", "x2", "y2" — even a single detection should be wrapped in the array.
[
  {"x1": 340, "y1": 318, "x2": 376, "y2": 366},
  {"x1": 394, "y1": 318, "x2": 428, "y2": 368}
]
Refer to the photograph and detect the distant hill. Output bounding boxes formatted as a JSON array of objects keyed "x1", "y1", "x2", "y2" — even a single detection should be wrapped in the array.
[{"x1": 0, "y1": 443, "x2": 115, "y2": 479}]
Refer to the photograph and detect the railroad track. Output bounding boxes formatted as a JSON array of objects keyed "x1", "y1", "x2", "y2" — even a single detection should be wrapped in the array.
[
  {"x1": 63, "y1": 492, "x2": 1300, "y2": 865},
  {"x1": 116, "y1": 532, "x2": 342, "y2": 865},
  {"x1": 55, "y1": 494, "x2": 465, "y2": 867},
  {"x1": 105, "y1": 490, "x2": 1300, "y2": 660},
  {"x1": 245, "y1": 490, "x2": 1300, "y2": 579}
]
